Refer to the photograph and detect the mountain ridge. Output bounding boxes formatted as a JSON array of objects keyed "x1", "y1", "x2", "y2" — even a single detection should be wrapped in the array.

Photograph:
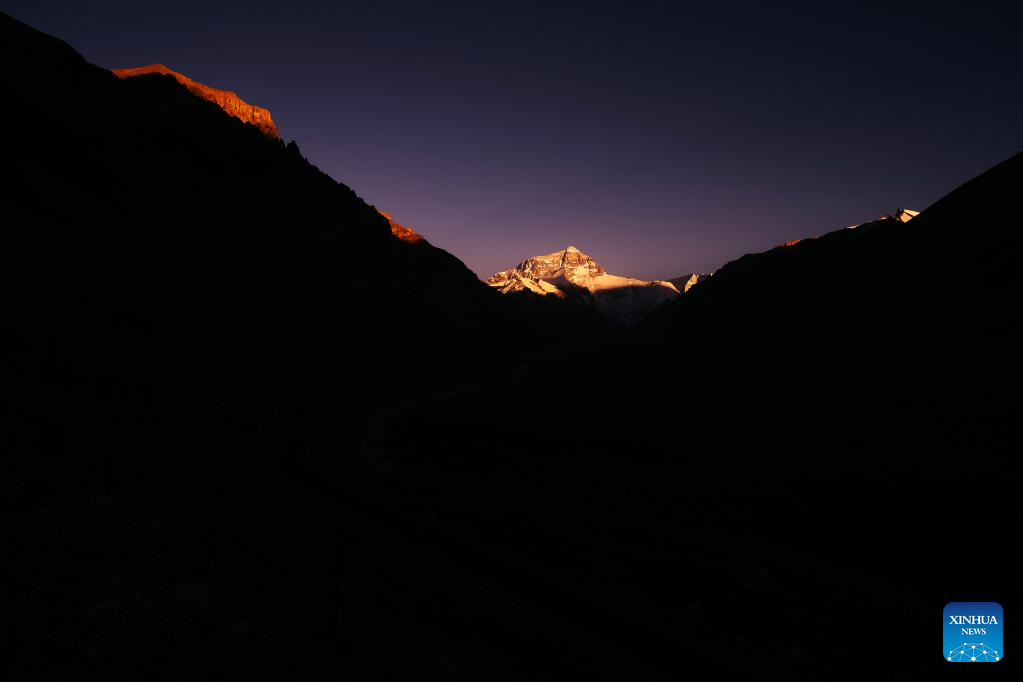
[{"x1": 112, "y1": 63, "x2": 280, "y2": 139}]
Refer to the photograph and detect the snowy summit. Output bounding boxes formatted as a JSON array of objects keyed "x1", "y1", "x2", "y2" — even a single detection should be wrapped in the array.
[{"x1": 485, "y1": 245, "x2": 706, "y2": 325}]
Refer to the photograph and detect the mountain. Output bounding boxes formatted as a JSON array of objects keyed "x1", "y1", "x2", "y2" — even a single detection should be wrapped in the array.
[
  {"x1": 377, "y1": 209, "x2": 426, "y2": 243},
  {"x1": 642, "y1": 201, "x2": 983, "y2": 342},
  {"x1": 350, "y1": 155, "x2": 1020, "y2": 678},
  {"x1": 0, "y1": 11, "x2": 534, "y2": 676},
  {"x1": 0, "y1": 8, "x2": 515, "y2": 475},
  {"x1": 486, "y1": 245, "x2": 705, "y2": 324},
  {"x1": 112, "y1": 63, "x2": 281, "y2": 138}
]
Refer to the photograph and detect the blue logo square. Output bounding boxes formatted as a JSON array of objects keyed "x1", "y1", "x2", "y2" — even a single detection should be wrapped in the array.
[{"x1": 944, "y1": 602, "x2": 1002, "y2": 662}]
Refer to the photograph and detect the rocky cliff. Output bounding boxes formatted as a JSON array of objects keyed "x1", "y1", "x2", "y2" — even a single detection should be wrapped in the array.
[
  {"x1": 112, "y1": 64, "x2": 280, "y2": 138},
  {"x1": 667, "y1": 273, "x2": 709, "y2": 293},
  {"x1": 378, "y1": 209, "x2": 426, "y2": 244}
]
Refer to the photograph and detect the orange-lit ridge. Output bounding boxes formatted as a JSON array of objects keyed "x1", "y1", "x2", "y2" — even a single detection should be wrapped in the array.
[
  {"x1": 783, "y1": 208, "x2": 920, "y2": 246},
  {"x1": 377, "y1": 210, "x2": 426, "y2": 244},
  {"x1": 111, "y1": 64, "x2": 280, "y2": 139}
]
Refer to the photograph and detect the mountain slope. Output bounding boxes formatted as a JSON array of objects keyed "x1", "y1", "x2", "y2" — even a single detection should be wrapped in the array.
[
  {"x1": 0, "y1": 10, "x2": 515, "y2": 462},
  {"x1": 644, "y1": 181, "x2": 1021, "y2": 346}
]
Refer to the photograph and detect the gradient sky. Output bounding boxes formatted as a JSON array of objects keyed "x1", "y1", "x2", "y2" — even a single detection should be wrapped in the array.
[{"x1": 5, "y1": 0, "x2": 1022, "y2": 279}]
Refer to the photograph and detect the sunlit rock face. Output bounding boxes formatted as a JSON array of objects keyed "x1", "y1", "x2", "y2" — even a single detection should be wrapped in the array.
[
  {"x1": 845, "y1": 208, "x2": 920, "y2": 230},
  {"x1": 667, "y1": 273, "x2": 709, "y2": 293},
  {"x1": 111, "y1": 64, "x2": 280, "y2": 139},
  {"x1": 486, "y1": 245, "x2": 706, "y2": 325},
  {"x1": 377, "y1": 210, "x2": 426, "y2": 244},
  {"x1": 894, "y1": 208, "x2": 920, "y2": 223}
]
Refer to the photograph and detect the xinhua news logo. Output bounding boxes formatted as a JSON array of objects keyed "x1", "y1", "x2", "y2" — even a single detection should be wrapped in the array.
[{"x1": 944, "y1": 602, "x2": 1002, "y2": 662}]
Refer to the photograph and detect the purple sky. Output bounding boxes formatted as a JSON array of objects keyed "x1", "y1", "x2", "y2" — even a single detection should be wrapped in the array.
[{"x1": 6, "y1": 1, "x2": 1022, "y2": 280}]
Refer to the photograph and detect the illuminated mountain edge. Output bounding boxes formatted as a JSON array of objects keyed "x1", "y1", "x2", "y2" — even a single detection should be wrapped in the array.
[
  {"x1": 111, "y1": 67, "x2": 431, "y2": 249},
  {"x1": 112, "y1": 64, "x2": 280, "y2": 139},
  {"x1": 781, "y1": 208, "x2": 920, "y2": 247},
  {"x1": 377, "y1": 209, "x2": 426, "y2": 244},
  {"x1": 105, "y1": 59, "x2": 926, "y2": 302},
  {"x1": 642, "y1": 206, "x2": 935, "y2": 332},
  {"x1": 486, "y1": 245, "x2": 708, "y2": 325}
]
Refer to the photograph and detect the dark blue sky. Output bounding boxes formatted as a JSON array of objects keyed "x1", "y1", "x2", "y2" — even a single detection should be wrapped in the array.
[{"x1": 6, "y1": 0, "x2": 1022, "y2": 279}]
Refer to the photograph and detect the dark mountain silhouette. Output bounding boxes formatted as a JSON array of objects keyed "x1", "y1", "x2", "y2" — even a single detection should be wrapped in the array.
[
  {"x1": 1, "y1": 10, "x2": 515, "y2": 439},
  {"x1": 2, "y1": 11, "x2": 1020, "y2": 681},
  {"x1": 644, "y1": 183, "x2": 1020, "y2": 344}
]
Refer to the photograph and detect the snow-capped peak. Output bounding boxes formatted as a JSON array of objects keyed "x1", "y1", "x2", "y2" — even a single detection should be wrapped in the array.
[{"x1": 485, "y1": 246, "x2": 706, "y2": 325}]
